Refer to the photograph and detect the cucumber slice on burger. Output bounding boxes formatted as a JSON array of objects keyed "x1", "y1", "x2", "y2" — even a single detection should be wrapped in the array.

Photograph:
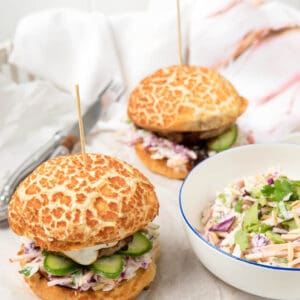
[
  {"x1": 44, "y1": 253, "x2": 81, "y2": 276},
  {"x1": 91, "y1": 254, "x2": 123, "y2": 279},
  {"x1": 207, "y1": 125, "x2": 238, "y2": 151},
  {"x1": 118, "y1": 232, "x2": 152, "y2": 257}
]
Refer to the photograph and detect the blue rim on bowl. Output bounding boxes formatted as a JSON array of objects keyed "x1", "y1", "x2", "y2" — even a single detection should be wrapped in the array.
[{"x1": 179, "y1": 144, "x2": 300, "y2": 272}]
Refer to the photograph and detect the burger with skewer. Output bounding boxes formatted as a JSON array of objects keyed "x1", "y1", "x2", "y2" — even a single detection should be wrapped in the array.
[
  {"x1": 127, "y1": 65, "x2": 248, "y2": 179},
  {"x1": 8, "y1": 153, "x2": 159, "y2": 300}
]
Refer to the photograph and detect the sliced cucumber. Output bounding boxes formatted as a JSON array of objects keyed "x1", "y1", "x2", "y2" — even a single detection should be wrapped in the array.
[
  {"x1": 91, "y1": 254, "x2": 123, "y2": 279},
  {"x1": 118, "y1": 232, "x2": 152, "y2": 257},
  {"x1": 207, "y1": 125, "x2": 238, "y2": 151},
  {"x1": 44, "y1": 253, "x2": 81, "y2": 276}
]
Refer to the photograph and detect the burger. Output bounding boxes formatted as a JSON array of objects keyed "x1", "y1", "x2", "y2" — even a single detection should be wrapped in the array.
[
  {"x1": 8, "y1": 153, "x2": 159, "y2": 300},
  {"x1": 127, "y1": 65, "x2": 248, "y2": 179}
]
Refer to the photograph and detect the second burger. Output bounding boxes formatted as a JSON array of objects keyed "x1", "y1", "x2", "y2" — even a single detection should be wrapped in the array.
[{"x1": 128, "y1": 65, "x2": 248, "y2": 179}]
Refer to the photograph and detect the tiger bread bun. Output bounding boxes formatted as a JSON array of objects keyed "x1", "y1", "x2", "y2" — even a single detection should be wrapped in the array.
[
  {"x1": 8, "y1": 153, "x2": 159, "y2": 300},
  {"x1": 128, "y1": 65, "x2": 248, "y2": 179}
]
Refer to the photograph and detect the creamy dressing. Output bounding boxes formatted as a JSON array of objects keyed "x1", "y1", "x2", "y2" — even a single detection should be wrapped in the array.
[
  {"x1": 16, "y1": 225, "x2": 160, "y2": 292},
  {"x1": 63, "y1": 241, "x2": 118, "y2": 265}
]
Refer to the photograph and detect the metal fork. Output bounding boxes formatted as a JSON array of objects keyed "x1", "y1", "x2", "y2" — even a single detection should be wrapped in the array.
[{"x1": 99, "y1": 79, "x2": 125, "y2": 121}]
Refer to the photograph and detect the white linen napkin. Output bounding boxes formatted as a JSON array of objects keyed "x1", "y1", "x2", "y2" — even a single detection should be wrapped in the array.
[
  {"x1": 9, "y1": 10, "x2": 122, "y2": 103},
  {"x1": 0, "y1": 74, "x2": 75, "y2": 187},
  {"x1": 9, "y1": 7, "x2": 190, "y2": 102},
  {"x1": 109, "y1": 8, "x2": 189, "y2": 93}
]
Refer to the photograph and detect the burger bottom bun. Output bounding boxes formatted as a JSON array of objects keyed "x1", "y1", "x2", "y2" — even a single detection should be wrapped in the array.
[
  {"x1": 23, "y1": 261, "x2": 156, "y2": 300},
  {"x1": 135, "y1": 143, "x2": 188, "y2": 179}
]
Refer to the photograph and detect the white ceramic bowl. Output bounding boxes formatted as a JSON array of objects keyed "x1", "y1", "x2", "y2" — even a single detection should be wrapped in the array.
[{"x1": 179, "y1": 144, "x2": 300, "y2": 300}]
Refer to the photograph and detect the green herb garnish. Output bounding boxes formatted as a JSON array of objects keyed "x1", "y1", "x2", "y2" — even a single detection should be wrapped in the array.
[
  {"x1": 243, "y1": 201, "x2": 259, "y2": 230},
  {"x1": 258, "y1": 197, "x2": 267, "y2": 207},
  {"x1": 282, "y1": 219, "x2": 298, "y2": 231},
  {"x1": 234, "y1": 199, "x2": 243, "y2": 213},
  {"x1": 292, "y1": 181, "x2": 300, "y2": 197},
  {"x1": 218, "y1": 193, "x2": 227, "y2": 206},
  {"x1": 266, "y1": 231, "x2": 285, "y2": 244},
  {"x1": 273, "y1": 257, "x2": 288, "y2": 264},
  {"x1": 262, "y1": 178, "x2": 299, "y2": 202},
  {"x1": 19, "y1": 265, "x2": 36, "y2": 277},
  {"x1": 234, "y1": 230, "x2": 249, "y2": 251},
  {"x1": 246, "y1": 223, "x2": 272, "y2": 233},
  {"x1": 277, "y1": 201, "x2": 289, "y2": 219},
  {"x1": 250, "y1": 187, "x2": 263, "y2": 199}
]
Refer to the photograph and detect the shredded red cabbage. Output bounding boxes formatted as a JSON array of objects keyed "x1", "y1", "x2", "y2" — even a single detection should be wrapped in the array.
[
  {"x1": 252, "y1": 234, "x2": 270, "y2": 248},
  {"x1": 209, "y1": 216, "x2": 236, "y2": 232}
]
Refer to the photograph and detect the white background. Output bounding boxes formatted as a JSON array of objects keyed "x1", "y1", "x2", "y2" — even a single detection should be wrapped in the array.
[
  {"x1": 0, "y1": 0, "x2": 149, "y2": 41},
  {"x1": 0, "y1": 0, "x2": 300, "y2": 41}
]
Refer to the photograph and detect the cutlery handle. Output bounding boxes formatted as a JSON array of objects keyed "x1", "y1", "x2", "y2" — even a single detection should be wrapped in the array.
[
  {"x1": 49, "y1": 145, "x2": 70, "y2": 158},
  {"x1": 49, "y1": 134, "x2": 78, "y2": 158},
  {"x1": 0, "y1": 131, "x2": 65, "y2": 221}
]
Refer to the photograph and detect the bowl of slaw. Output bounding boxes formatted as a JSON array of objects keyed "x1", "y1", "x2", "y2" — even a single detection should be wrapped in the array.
[{"x1": 179, "y1": 144, "x2": 300, "y2": 300}]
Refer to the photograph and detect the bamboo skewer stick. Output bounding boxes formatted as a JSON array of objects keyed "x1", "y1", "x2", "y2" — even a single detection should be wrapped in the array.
[
  {"x1": 74, "y1": 84, "x2": 87, "y2": 168},
  {"x1": 176, "y1": 0, "x2": 183, "y2": 65}
]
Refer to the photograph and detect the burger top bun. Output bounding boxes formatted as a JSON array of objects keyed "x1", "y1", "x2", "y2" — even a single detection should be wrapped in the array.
[
  {"x1": 128, "y1": 65, "x2": 248, "y2": 133},
  {"x1": 8, "y1": 153, "x2": 159, "y2": 252}
]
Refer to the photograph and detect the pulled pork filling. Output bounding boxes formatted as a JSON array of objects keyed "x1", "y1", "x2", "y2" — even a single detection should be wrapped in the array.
[
  {"x1": 128, "y1": 125, "x2": 252, "y2": 171},
  {"x1": 128, "y1": 127, "x2": 212, "y2": 171},
  {"x1": 11, "y1": 224, "x2": 159, "y2": 292}
]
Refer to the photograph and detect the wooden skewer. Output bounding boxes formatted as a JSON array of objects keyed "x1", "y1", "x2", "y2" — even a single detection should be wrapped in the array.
[
  {"x1": 74, "y1": 84, "x2": 87, "y2": 168},
  {"x1": 176, "y1": 0, "x2": 183, "y2": 65}
]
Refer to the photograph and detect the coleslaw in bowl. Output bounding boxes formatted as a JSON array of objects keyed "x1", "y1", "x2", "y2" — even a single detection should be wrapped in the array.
[
  {"x1": 201, "y1": 171, "x2": 300, "y2": 268},
  {"x1": 179, "y1": 144, "x2": 300, "y2": 300}
]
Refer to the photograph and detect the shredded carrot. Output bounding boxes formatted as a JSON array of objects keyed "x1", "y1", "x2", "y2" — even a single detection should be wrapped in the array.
[
  {"x1": 208, "y1": 232, "x2": 219, "y2": 245},
  {"x1": 252, "y1": 242, "x2": 300, "y2": 252},
  {"x1": 288, "y1": 256, "x2": 300, "y2": 267},
  {"x1": 272, "y1": 209, "x2": 278, "y2": 226},
  {"x1": 291, "y1": 200, "x2": 300, "y2": 209},
  {"x1": 202, "y1": 207, "x2": 213, "y2": 226},
  {"x1": 282, "y1": 233, "x2": 300, "y2": 241},
  {"x1": 246, "y1": 248, "x2": 300, "y2": 261},
  {"x1": 288, "y1": 244, "x2": 294, "y2": 262},
  {"x1": 215, "y1": 232, "x2": 227, "y2": 238}
]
